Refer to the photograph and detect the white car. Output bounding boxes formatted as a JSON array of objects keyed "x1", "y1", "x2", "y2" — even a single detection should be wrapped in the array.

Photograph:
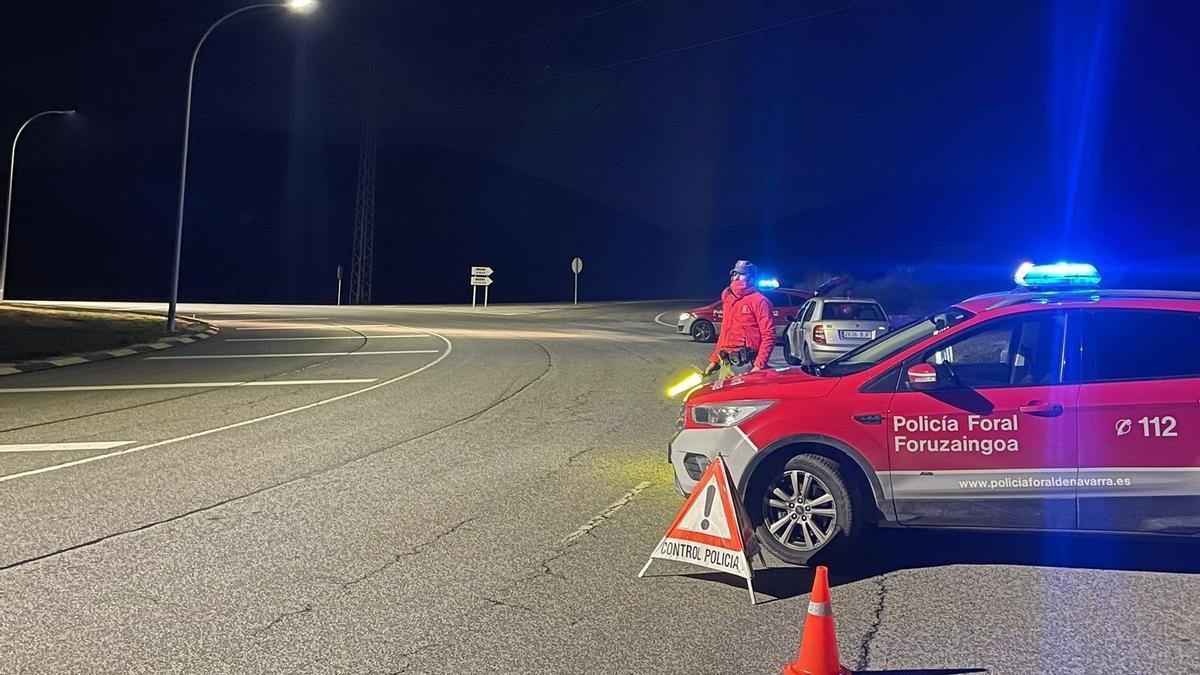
[{"x1": 785, "y1": 297, "x2": 890, "y2": 366}]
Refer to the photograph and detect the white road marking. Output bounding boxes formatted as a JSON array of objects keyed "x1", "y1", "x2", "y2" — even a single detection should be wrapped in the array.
[
  {"x1": 47, "y1": 356, "x2": 89, "y2": 366},
  {"x1": 0, "y1": 329, "x2": 453, "y2": 484},
  {"x1": 563, "y1": 481, "x2": 654, "y2": 544},
  {"x1": 653, "y1": 311, "x2": 677, "y2": 327},
  {"x1": 234, "y1": 324, "x2": 397, "y2": 331},
  {"x1": 224, "y1": 317, "x2": 330, "y2": 322},
  {"x1": 0, "y1": 379, "x2": 378, "y2": 394},
  {"x1": 147, "y1": 350, "x2": 439, "y2": 360},
  {"x1": 226, "y1": 335, "x2": 427, "y2": 342},
  {"x1": 0, "y1": 442, "x2": 135, "y2": 453}
]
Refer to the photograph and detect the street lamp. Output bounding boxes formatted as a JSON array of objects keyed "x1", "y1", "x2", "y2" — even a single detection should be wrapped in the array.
[
  {"x1": 165, "y1": 0, "x2": 318, "y2": 332},
  {"x1": 1, "y1": 109, "x2": 76, "y2": 303}
]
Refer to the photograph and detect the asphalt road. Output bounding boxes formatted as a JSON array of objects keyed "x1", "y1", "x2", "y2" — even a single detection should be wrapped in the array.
[{"x1": 1, "y1": 301, "x2": 1197, "y2": 674}]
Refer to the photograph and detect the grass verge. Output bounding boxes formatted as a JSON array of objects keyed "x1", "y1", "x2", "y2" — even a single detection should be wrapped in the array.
[{"x1": 0, "y1": 304, "x2": 183, "y2": 363}]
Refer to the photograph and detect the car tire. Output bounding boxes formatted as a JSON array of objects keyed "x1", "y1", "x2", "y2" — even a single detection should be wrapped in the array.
[
  {"x1": 752, "y1": 454, "x2": 864, "y2": 566},
  {"x1": 784, "y1": 331, "x2": 803, "y2": 366},
  {"x1": 690, "y1": 320, "x2": 716, "y2": 343}
]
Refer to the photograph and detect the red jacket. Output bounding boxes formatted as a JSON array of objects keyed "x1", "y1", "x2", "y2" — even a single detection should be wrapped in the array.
[{"x1": 710, "y1": 285, "x2": 774, "y2": 369}]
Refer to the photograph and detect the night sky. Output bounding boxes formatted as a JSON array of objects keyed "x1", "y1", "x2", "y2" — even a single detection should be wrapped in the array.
[{"x1": 1, "y1": 0, "x2": 1198, "y2": 306}]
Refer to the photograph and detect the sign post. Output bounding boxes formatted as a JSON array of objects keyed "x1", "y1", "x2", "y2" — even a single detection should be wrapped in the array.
[
  {"x1": 336, "y1": 265, "x2": 343, "y2": 306},
  {"x1": 470, "y1": 266, "x2": 494, "y2": 309},
  {"x1": 571, "y1": 257, "x2": 583, "y2": 305}
]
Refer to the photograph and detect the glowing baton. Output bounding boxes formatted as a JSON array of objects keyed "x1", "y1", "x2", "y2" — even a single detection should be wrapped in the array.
[{"x1": 666, "y1": 371, "x2": 704, "y2": 399}]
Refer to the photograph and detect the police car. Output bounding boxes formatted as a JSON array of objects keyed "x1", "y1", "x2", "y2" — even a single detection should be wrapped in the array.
[{"x1": 669, "y1": 263, "x2": 1200, "y2": 565}]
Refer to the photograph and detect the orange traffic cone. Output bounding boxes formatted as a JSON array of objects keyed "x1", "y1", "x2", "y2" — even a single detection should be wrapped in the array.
[{"x1": 782, "y1": 566, "x2": 851, "y2": 675}]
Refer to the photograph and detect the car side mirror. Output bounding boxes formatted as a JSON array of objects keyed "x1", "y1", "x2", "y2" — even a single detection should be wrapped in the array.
[{"x1": 907, "y1": 363, "x2": 941, "y2": 391}]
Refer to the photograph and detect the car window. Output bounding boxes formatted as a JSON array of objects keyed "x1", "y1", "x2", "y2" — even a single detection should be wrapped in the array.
[
  {"x1": 820, "y1": 302, "x2": 884, "y2": 321},
  {"x1": 915, "y1": 312, "x2": 1066, "y2": 388},
  {"x1": 821, "y1": 306, "x2": 973, "y2": 376},
  {"x1": 765, "y1": 292, "x2": 792, "y2": 307},
  {"x1": 1085, "y1": 309, "x2": 1200, "y2": 382},
  {"x1": 800, "y1": 301, "x2": 817, "y2": 323}
]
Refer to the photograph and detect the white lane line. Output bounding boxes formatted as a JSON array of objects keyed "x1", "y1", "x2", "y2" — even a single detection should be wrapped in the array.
[
  {"x1": 0, "y1": 442, "x2": 135, "y2": 453},
  {"x1": 653, "y1": 311, "x2": 676, "y2": 327},
  {"x1": 147, "y1": 350, "x2": 439, "y2": 360},
  {"x1": 226, "y1": 335, "x2": 428, "y2": 342},
  {"x1": 234, "y1": 324, "x2": 397, "y2": 331},
  {"x1": 0, "y1": 379, "x2": 378, "y2": 394},
  {"x1": 224, "y1": 317, "x2": 330, "y2": 322},
  {"x1": 0, "y1": 329, "x2": 452, "y2": 484},
  {"x1": 563, "y1": 481, "x2": 654, "y2": 544}
]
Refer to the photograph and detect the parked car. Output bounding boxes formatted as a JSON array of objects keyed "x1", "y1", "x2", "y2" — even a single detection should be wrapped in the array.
[
  {"x1": 668, "y1": 262, "x2": 1200, "y2": 566},
  {"x1": 785, "y1": 297, "x2": 890, "y2": 366},
  {"x1": 676, "y1": 277, "x2": 848, "y2": 343}
]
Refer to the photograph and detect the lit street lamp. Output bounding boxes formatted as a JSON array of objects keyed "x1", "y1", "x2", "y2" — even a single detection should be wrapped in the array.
[
  {"x1": 1, "y1": 109, "x2": 76, "y2": 304},
  {"x1": 165, "y1": 0, "x2": 318, "y2": 332}
]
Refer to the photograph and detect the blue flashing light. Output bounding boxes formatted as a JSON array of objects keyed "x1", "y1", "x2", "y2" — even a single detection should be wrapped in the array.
[
  {"x1": 1014, "y1": 261, "x2": 1101, "y2": 289},
  {"x1": 756, "y1": 278, "x2": 780, "y2": 289}
]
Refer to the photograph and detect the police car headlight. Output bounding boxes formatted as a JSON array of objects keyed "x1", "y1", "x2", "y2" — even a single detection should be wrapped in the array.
[
  {"x1": 679, "y1": 312, "x2": 691, "y2": 321},
  {"x1": 691, "y1": 401, "x2": 775, "y2": 427}
]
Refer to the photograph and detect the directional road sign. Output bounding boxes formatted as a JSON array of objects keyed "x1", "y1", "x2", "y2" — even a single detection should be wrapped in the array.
[
  {"x1": 471, "y1": 266, "x2": 493, "y2": 277},
  {"x1": 471, "y1": 276, "x2": 494, "y2": 286}
]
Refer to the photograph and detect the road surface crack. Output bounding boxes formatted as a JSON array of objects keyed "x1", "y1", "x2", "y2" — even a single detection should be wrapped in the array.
[
  {"x1": 482, "y1": 596, "x2": 539, "y2": 615},
  {"x1": 516, "y1": 546, "x2": 572, "y2": 583},
  {"x1": 341, "y1": 517, "x2": 476, "y2": 590},
  {"x1": 255, "y1": 602, "x2": 313, "y2": 635},
  {"x1": 562, "y1": 481, "x2": 653, "y2": 544},
  {"x1": 372, "y1": 643, "x2": 438, "y2": 674},
  {"x1": 855, "y1": 573, "x2": 890, "y2": 671}
]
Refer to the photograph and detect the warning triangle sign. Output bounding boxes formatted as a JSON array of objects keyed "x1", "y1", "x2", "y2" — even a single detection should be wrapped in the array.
[
  {"x1": 639, "y1": 456, "x2": 760, "y2": 599},
  {"x1": 663, "y1": 455, "x2": 754, "y2": 553}
]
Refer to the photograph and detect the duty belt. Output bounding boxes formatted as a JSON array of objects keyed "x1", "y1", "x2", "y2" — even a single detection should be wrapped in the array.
[{"x1": 719, "y1": 347, "x2": 757, "y2": 367}]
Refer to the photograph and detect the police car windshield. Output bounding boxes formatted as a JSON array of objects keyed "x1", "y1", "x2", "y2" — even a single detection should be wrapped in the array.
[{"x1": 818, "y1": 307, "x2": 973, "y2": 377}]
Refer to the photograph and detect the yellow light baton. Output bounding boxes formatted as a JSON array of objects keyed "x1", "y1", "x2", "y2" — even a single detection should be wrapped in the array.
[{"x1": 665, "y1": 370, "x2": 705, "y2": 399}]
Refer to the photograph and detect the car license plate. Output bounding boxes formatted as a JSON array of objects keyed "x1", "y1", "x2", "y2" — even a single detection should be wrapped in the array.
[{"x1": 841, "y1": 330, "x2": 872, "y2": 339}]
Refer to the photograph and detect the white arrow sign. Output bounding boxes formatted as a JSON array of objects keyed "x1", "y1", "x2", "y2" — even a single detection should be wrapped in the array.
[
  {"x1": 470, "y1": 276, "x2": 494, "y2": 286},
  {"x1": 471, "y1": 266, "x2": 493, "y2": 276}
]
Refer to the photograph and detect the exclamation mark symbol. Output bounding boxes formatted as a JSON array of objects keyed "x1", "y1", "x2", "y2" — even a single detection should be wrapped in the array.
[{"x1": 700, "y1": 485, "x2": 716, "y2": 530}]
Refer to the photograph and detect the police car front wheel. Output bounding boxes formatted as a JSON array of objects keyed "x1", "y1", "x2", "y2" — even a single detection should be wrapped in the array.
[{"x1": 754, "y1": 454, "x2": 862, "y2": 565}]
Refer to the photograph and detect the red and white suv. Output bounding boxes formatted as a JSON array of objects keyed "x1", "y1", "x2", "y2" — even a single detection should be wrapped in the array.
[{"x1": 669, "y1": 263, "x2": 1200, "y2": 565}]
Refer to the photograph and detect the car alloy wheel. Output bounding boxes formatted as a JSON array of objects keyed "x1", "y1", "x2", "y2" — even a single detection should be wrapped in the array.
[
  {"x1": 763, "y1": 470, "x2": 838, "y2": 552},
  {"x1": 691, "y1": 320, "x2": 715, "y2": 343}
]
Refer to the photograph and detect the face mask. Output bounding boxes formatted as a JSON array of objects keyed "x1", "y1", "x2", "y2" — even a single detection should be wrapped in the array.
[{"x1": 731, "y1": 279, "x2": 749, "y2": 294}]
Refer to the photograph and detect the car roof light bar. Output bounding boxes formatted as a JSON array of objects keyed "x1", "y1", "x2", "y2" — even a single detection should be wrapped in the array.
[{"x1": 1014, "y1": 262, "x2": 1101, "y2": 289}]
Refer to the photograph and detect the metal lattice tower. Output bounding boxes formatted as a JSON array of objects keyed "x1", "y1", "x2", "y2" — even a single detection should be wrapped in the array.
[{"x1": 349, "y1": 58, "x2": 377, "y2": 305}]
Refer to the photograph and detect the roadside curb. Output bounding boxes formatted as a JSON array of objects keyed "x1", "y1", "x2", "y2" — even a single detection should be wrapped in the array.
[{"x1": 0, "y1": 322, "x2": 219, "y2": 377}]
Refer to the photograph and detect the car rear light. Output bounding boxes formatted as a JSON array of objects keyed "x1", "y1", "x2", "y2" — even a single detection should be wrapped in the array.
[{"x1": 813, "y1": 325, "x2": 827, "y2": 344}]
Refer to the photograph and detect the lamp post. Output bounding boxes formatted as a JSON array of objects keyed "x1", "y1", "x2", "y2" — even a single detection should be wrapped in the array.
[
  {"x1": 165, "y1": 0, "x2": 318, "y2": 332},
  {"x1": 1, "y1": 109, "x2": 76, "y2": 303}
]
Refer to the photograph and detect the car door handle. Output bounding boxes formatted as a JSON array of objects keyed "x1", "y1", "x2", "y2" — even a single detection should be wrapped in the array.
[{"x1": 1019, "y1": 401, "x2": 1063, "y2": 417}]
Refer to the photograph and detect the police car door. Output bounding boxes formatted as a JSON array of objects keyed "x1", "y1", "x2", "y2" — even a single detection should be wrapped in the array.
[
  {"x1": 886, "y1": 310, "x2": 1078, "y2": 529},
  {"x1": 1077, "y1": 308, "x2": 1200, "y2": 533}
]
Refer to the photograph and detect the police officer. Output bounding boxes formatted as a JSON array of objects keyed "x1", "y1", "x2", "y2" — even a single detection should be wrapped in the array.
[{"x1": 702, "y1": 260, "x2": 775, "y2": 378}]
